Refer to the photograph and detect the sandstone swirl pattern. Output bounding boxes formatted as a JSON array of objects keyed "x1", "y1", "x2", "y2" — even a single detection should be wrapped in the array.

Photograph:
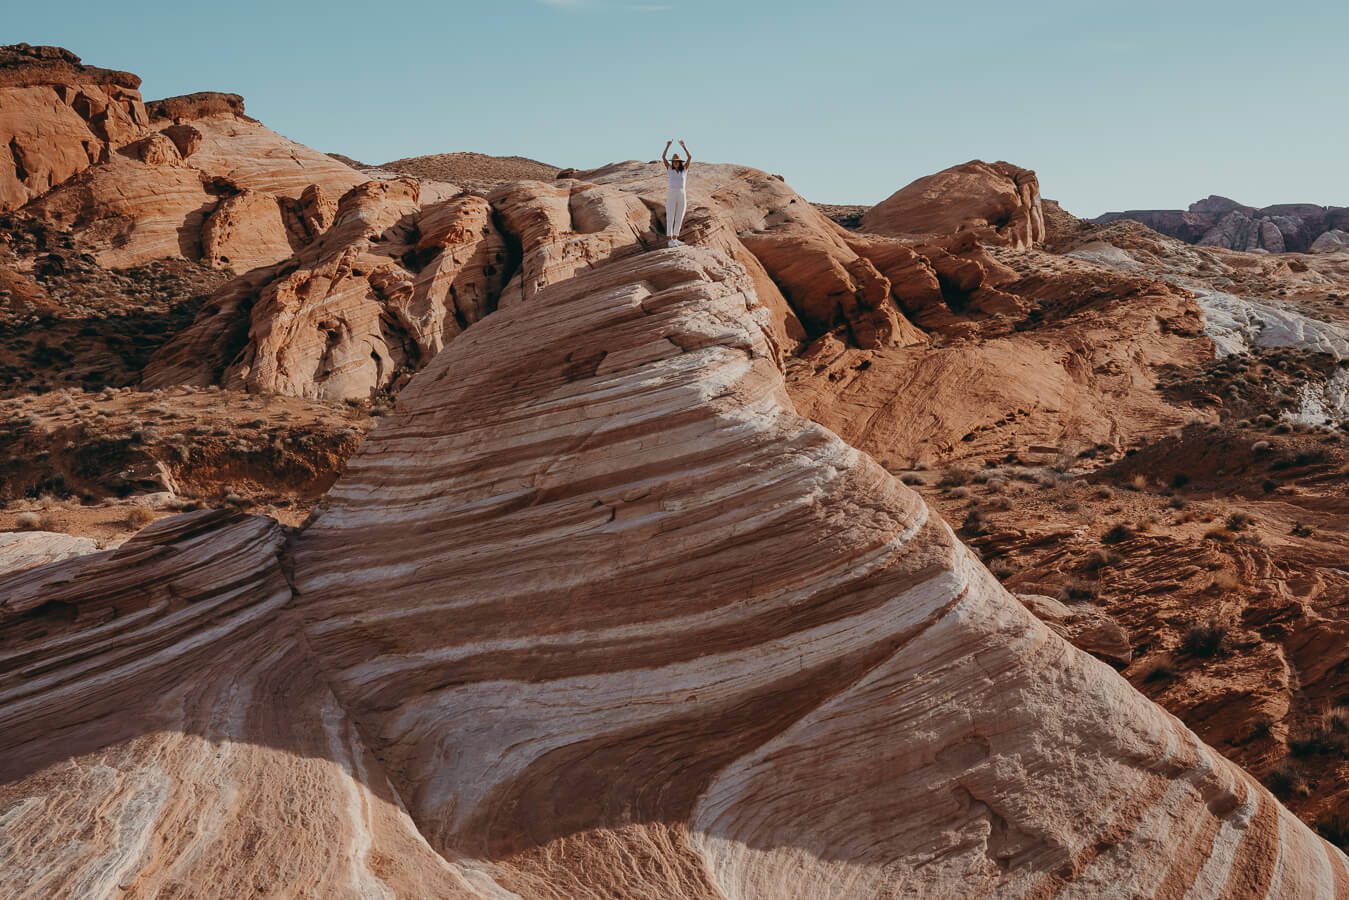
[
  {"x1": 293, "y1": 247, "x2": 1348, "y2": 898},
  {"x1": 0, "y1": 511, "x2": 505, "y2": 899},
  {"x1": 2, "y1": 242, "x2": 1347, "y2": 897}
]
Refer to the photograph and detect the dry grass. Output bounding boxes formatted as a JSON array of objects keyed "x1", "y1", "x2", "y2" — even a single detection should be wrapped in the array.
[{"x1": 124, "y1": 506, "x2": 156, "y2": 528}]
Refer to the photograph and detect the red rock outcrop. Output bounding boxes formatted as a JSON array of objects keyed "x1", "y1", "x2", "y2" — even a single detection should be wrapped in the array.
[
  {"x1": 786, "y1": 253, "x2": 1209, "y2": 467},
  {"x1": 4, "y1": 45, "x2": 364, "y2": 270},
  {"x1": 24, "y1": 104, "x2": 365, "y2": 269},
  {"x1": 0, "y1": 44, "x2": 148, "y2": 210},
  {"x1": 144, "y1": 178, "x2": 510, "y2": 400},
  {"x1": 146, "y1": 162, "x2": 947, "y2": 399},
  {"x1": 862, "y1": 159, "x2": 1047, "y2": 249}
]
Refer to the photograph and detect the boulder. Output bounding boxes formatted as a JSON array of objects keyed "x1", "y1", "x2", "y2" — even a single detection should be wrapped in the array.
[
  {"x1": 861, "y1": 160, "x2": 1046, "y2": 249},
  {"x1": 1311, "y1": 229, "x2": 1349, "y2": 253}
]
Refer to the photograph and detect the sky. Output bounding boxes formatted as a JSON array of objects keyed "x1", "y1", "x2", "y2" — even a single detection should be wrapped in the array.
[{"x1": 8, "y1": 0, "x2": 1347, "y2": 216}]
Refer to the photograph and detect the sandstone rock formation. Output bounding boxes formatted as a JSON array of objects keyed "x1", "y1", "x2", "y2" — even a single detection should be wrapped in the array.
[
  {"x1": 861, "y1": 160, "x2": 1047, "y2": 249},
  {"x1": 147, "y1": 160, "x2": 955, "y2": 399},
  {"x1": 0, "y1": 509, "x2": 499, "y2": 898},
  {"x1": 0, "y1": 44, "x2": 147, "y2": 211},
  {"x1": 786, "y1": 251, "x2": 1210, "y2": 467},
  {"x1": 4, "y1": 240, "x2": 1347, "y2": 895},
  {"x1": 144, "y1": 178, "x2": 510, "y2": 400},
  {"x1": 1096, "y1": 196, "x2": 1349, "y2": 254},
  {"x1": 289, "y1": 245, "x2": 1344, "y2": 897},
  {"x1": 2, "y1": 45, "x2": 364, "y2": 270},
  {"x1": 0, "y1": 530, "x2": 97, "y2": 574},
  {"x1": 1016, "y1": 593, "x2": 1132, "y2": 668},
  {"x1": 1311, "y1": 229, "x2": 1349, "y2": 254},
  {"x1": 24, "y1": 102, "x2": 364, "y2": 268}
]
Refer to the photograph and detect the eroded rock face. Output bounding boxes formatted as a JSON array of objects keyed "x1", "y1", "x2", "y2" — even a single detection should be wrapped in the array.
[
  {"x1": 3, "y1": 244, "x2": 1346, "y2": 895},
  {"x1": 1096, "y1": 195, "x2": 1349, "y2": 254},
  {"x1": 290, "y1": 246, "x2": 1346, "y2": 897},
  {"x1": 24, "y1": 110, "x2": 365, "y2": 268},
  {"x1": 0, "y1": 43, "x2": 149, "y2": 210},
  {"x1": 147, "y1": 162, "x2": 951, "y2": 399},
  {"x1": 5, "y1": 48, "x2": 366, "y2": 271},
  {"x1": 144, "y1": 178, "x2": 511, "y2": 400},
  {"x1": 861, "y1": 160, "x2": 1047, "y2": 249}
]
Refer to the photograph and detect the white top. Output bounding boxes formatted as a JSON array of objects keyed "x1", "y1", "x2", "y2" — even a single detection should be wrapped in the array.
[{"x1": 667, "y1": 166, "x2": 688, "y2": 193}]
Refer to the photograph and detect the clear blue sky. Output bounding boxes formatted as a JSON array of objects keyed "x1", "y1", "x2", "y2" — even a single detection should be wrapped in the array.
[{"x1": 9, "y1": 0, "x2": 1347, "y2": 216}]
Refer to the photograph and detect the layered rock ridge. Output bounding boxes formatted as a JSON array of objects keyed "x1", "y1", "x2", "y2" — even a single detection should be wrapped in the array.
[
  {"x1": 0, "y1": 508, "x2": 508, "y2": 897},
  {"x1": 291, "y1": 245, "x2": 1347, "y2": 898}
]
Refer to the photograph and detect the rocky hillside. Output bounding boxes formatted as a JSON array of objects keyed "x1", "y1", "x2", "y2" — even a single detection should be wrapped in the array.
[
  {"x1": 3, "y1": 43, "x2": 1349, "y2": 897},
  {"x1": 1096, "y1": 195, "x2": 1349, "y2": 254}
]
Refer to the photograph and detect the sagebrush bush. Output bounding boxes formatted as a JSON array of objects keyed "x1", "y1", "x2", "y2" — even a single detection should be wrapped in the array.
[{"x1": 1180, "y1": 620, "x2": 1226, "y2": 658}]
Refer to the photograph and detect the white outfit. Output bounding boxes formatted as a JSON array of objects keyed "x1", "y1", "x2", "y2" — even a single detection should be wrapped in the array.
[{"x1": 666, "y1": 165, "x2": 688, "y2": 242}]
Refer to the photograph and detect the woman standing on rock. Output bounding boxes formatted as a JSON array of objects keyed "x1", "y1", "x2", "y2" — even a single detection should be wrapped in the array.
[{"x1": 662, "y1": 139, "x2": 692, "y2": 246}]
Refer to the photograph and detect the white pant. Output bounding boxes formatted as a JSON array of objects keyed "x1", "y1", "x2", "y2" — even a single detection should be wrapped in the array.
[{"x1": 666, "y1": 189, "x2": 687, "y2": 239}]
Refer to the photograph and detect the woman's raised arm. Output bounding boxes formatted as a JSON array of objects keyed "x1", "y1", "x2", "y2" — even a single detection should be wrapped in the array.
[
  {"x1": 661, "y1": 139, "x2": 673, "y2": 169},
  {"x1": 678, "y1": 139, "x2": 692, "y2": 166}
]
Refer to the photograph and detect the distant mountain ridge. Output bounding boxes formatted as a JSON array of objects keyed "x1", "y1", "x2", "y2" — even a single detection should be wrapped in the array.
[{"x1": 1095, "y1": 195, "x2": 1349, "y2": 253}]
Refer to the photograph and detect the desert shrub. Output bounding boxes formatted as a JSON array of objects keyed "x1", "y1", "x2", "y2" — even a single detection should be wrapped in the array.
[
  {"x1": 1265, "y1": 763, "x2": 1308, "y2": 799},
  {"x1": 948, "y1": 486, "x2": 970, "y2": 499},
  {"x1": 960, "y1": 508, "x2": 989, "y2": 537},
  {"x1": 939, "y1": 467, "x2": 975, "y2": 488},
  {"x1": 1059, "y1": 580, "x2": 1097, "y2": 601},
  {"x1": 899, "y1": 473, "x2": 925, "y2": 486},
  {"x1": 1083, "y1": 549, "x2": 1121, "y2": 572},
  {"x1": 1168, "y1": 496, "x2": 1187, "y2": 510},
  {"x1": 15, "y1": 511, "x2": 40, "y2": 529},
  {"x1": 1324, "y1": 705, "x2": 1349, "y2": 736},
  {"x1": 1137, "y1": 653, "x2": 1177, "y2": 684},
  {"x1": 1093, "y1": 485, "x2": 1115, "y2": 500},
  {"x1": 985, "y1": 496, "x2": 1013, "y2": 511},
  {"x1": 1261, "y1": 478, "x2": 1277, "y2": 493},
  {"x1": 1248, "y1": 717, "x2": 1275, "y2": 741},
  {"x1": 1203, "y1": 528, "x2": 1234, "y2": 543},
  {"x1": 1180, "y1": 620, "x2": 1226, "y2": 658},
  {"x1": 1225, "y1": 512, "x2": 1253, "y2": 531},
  {"x1": 1317, "y1": 815, "x2": 1349, "y2": 851},
  {"x1": 1251, "y1": 440, "x2": 1271, "y2": 455},
  {"x1": 987, "y1": 559, "x2": 1016, "y2": 579},
  {"x1": 125, "y1": 506, "x2": 155, "y2": 528},
  {"x1": 1169, "y1": 473, "x2": 1190, "y2": 489},
  {"x1": 1101, "y1": 523, "x2": 1135, "y2": 544}
]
